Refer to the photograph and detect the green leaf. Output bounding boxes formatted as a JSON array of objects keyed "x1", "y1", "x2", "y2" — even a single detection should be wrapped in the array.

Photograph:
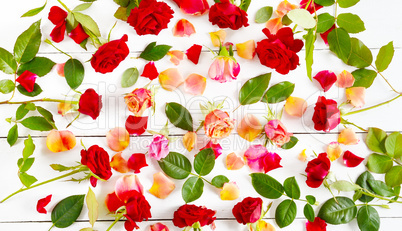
[
  {"x1": 347, "y1": 38, "x2": 372, "y2": 68},
  {"x1": 328, "y1": 28, "x2": 351, "y2": 63},
  {"x1": 140, "y1": 42, "x2": 172, "y2": 61},
  {"x1": 23, "y1": 135, "x2": 35, "y2": 159},
  {"x1": 314, "y1": 0, "x2": 335, "y2": 6},
  {"x1": 73, "y1": 3, "x2": 93, "y2": 12},
  {"x1": 352, "y1": 69, "x2": 377, "y2": 88},
  {"x1": 19, "y1": 172, "x2": 38, "y2": 187},
  {"x1": 366, "y1": 127, "x2": 387, "y2": 153},
  {"x1": 366, "y1": 153, "x2": 393, "y2": 174},
  {"x1": 304, "y1": 204, "x2": 315, "y2": 222},
  {"x1": 73, "y1": 12, "x2": 101, "y2": 37},
  {"x1": 0, "y1": 79, "x2": 15, "y2": 94},
  {"x1": 353, "y1": 190, "x2": 363, "y2": 202},
  {"x1": 14, "y1": 20, "x2": 42, "y2": 64},
  {"x1": 16, "y1": 104, "x2": 29, "y2": 120},
  {"x1": 239, "y1": 0, "x2": 251, "y2": 12},
  {"x1": 375, "y1": 41, "x2": 394, "y2": 72},
  {"x1": 7, "y1": 124, "x2": 18, "y2": 146},
  {"x1": 114, "y1": 7, "x2": 129, "y2": 21},
  {"x1": 306, "y1": 195, "x2": 316, "y2": 205},
  {"x1": 385, "y1": 166, "x2": 402, "y2": 187},
  {"x1": 20, "y1": 157, "x2": 35, "y2": 172},
  {"x1": 114, "y1": 0, "x2": 130, "y2": 7},
  {"x1": 331, "y1": 180, "x2": 360, "y2": 192},
  {"x1": 357, "y1": 206, "x2": 380, "y2": 231},
  {"x1": 25, "y1": 102, "x2": 36, "y2": 111},
  {"x1": 337, "y1": 13, "x2": 365, "y2": 33},
  {"x1": 368, "y1": 180, "x2": 395, "y2": 197},
  {"x1": 121, "y1": 68, "x2": 139, "y2": 88},
  {"x1": 165, "y1": 102, "x2": 193, "y2": 131},
  {"x1": 211, "y1": 175, "x2": 230, "y2": 188},
  {"x1": 18, "y1": 57, "x2": 56, "y2": 77},
  {"x1": 50, "y1": 164, "x2": 78, "y2": 172},
  {"x1": 37, "y1": 106, "x2": 57, "y2": 129},
  {"x1": 86, "y1": 188, "x2": 98, "y2": 227},
  {"x1": 51, "y1": 195, "x2": 85, "y2": 228},
  {"x1": 64, "y1": 59, "x2": 85, "y2": 89},
  {"x1": 384, "y1": 132, "x2": 402, "y2": 158},
  {"x1": 21, "y1": 1, "x2": 47, "y2": 17},
  {"x1": 158, "y1": 152, "x2": 192, "y2": 179},
  {"x1": 338, "y1": 0, "x2": 360, "y2": 8},
  {"x1": 283, "y1": 177, "x2": 300, "y2": 199},
  {"x1": 356, "y1": 171, "x2": 375, "y2": 203},
  {"x1": 287, "y1": 9, "x2": 316, "y2": 29},
  {"x1": 194, "y1": 148, "x2": 215, "y2": 176},
  {"x1": 182, "y1": 176, "x2": 204, "y2": 203},
  {"x1": 304, "y1": 29, "x2": 315, "y2": 80},
  {"x1": 239, "y1": 73, "x2": 271, "y2": 105},
  {"x1": 316, "y1": 13, "x2": 335, "y2": 33},
  {"x1": 17, "y1": 84, "x2": 43, "y2": 97},
  {"x1": 262, "y1": 81, "x2": 295, "y2": 104},
  {"x1": 281, "y1": 136, "x2": 298, "y2": 150},
  {"x1": 275, "y1": 199, "x2": 297, "y2": 228},
  {"x1": 0, "y1": 47, "x2": 17, "y2": 74},
  {"x1": 255, "y1": 6, "x2": 273, "y2": 23},
  {"x1": 20, "y1": 116, "x2": 54, "y2": 131},
  {"x1": 250, "y1": 173, "x2": 284, "y2": 199},
  {"x1": 318, "y1": 197, "x2": 357, "y2": 225}
]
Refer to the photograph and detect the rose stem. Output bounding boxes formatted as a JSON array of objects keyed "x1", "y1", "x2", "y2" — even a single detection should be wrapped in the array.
[
  {"x1": 106, "y1": 213, "x2": 125, "y2": 231},
  {"x1": 342, "y1": 94, "x2": 402, "y2": 116},
  {"x1": 370, "y1": 64, "x2": 400, "y2": 94},
  {"x1": 0, "y1": 98, "x2": 78, "y2": 105}
]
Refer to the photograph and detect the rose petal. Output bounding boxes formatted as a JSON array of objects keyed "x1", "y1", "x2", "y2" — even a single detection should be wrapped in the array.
[
  {"x1": 306, "y1": 217, "x2": 327, "y2": 231},
  {"x1": 298, "y1": 149, "x2": 307, "y2": 162},
  {"x1": 150, "y1": 223, "x2": 170, "y2": 231},
  {"x1": 266, "y1": 17, "x2": 283, "y2": 35},
  {"x1": 320, "y1": 25, "x2": 336, "y2": 45},
  {"x1": 225, "y1": 152, "x2": 245, "y2": 170},
  {"x1": 200, "y1": 141, "x2": 223, "y2": 159},
  {"x1": 184, "y1": 73, "x2": 207, "y2": 95},
  {"x1": 46, "y1": 130, "x2": 76, "y2": 153},
  {"x1": 343, "y1": 150, "x2": 364, "y2": 167},
  {"x1": 173, "y1": 19, "x2": 196, "y2": 37},
  {"x1": 172, "y1": 0, "x2": 209, "y2": 15},
  {"x1": 327, "y1": 141, "x2": 342, "y2": 161},
  {"x1": 237, "y1": 114, "x2": 262, "y2": 142},
  {"x1": 346, "y1": 87, "x2": 366, "y2": 108},
  {"x1": 236, "y1": 40, "x2": 255, "y2": 60},
  {"x1": 141, "y1": 62, "x2": 159, "y2": 81},
  {"x1": 116, "y1": 175, "x2": 144, "y2": 203},
  {"x1": 186, "y1": 44, "x2": 203, "y2": 65},
  {"x1": 36, "y1": 195, "x2": 52, "y2": 214},
  {"x1": 56, "y1": 63, "x2": 65, "y2": 77},
  {"x1": 167, "y1": 50, "x2": 185, "y2": 66},
  {"x1": 126, "y1": 116, "x2": 148, "y2": 136},
  {"x1": 276, "y1": 0, "x2": 298, "y2": 17},
  {"x1": 105, "y1": 192, "x2": 124, "y2": 213},
  {"x1": 209, "y1": 30, "x2": 226, "y2": 47},
  {"x1": 159, "y1": 68, "x2": 184, "y2": 91},
  {"x1": 250, "y1": 220, "x2": 276, "y2": 231},
  {"x1": 127, "y1": 153, "x2": 148, "y2": 173},
  {"x1": 314, "y1": 70, "x2": 337, "y2": 92},
  {"x1": 149, "y1": 172, "x2": 175, "y2": 199},
  {"x1": 16, "y1": 71, "x2": 37, "y2": 93},
  {"x1": 336, "y1": 70, "x2": 355, "y2": 88},
  {"x1": 183, "y1": 131, "x2": 197, "y2": 151},
  {"x1": 262, "y1": 152, "x2": 282, "y2": 173},
  {"x1": 68, "y1": 24, "x2": 89, "y2": 44},
  {"x1": 110, "y1": 152, "x2": 130, "y2": 173},
  {"x1": 338, "y1": 128, "x2": 359, "y2": 145},
  {"x1": 244, "y1": 144, "x2": 268, "y2": 172},
  {"x1": 57, "y1": 102, "x2": 73, "y2": 116},
  {"x1": 285, "y1": 96, "x2": 307, "y2": 117},
  {"x1": 48, "y1": 6, "x2": 67, "y2": 25},
  {"x1": 220, "y1": 182, "x2": 240, "y2": 200},
  {"x1": 106, "y1": 127, "x2": 130, "y2": 152}
]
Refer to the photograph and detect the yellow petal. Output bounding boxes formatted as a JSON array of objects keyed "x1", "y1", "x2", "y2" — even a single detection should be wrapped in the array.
[
  {"x1": 253, "y1": 220, "x2": 276, "y2": 231},
  {"x1": 298, "y1": 149, "x2": 307, "y2": 162},
  {"x1": 57, "y1": 102, "x2": 73, "y2": 116},
  {"x1": 183, "y1": 131, "x2": 197, "y2": 151},
  {"x1": 184, "y1": 73, "x2": 207, "y2": 95},
  {"x1": 46, "y1": 130, "x2": 76, "y2": 153},
  {"x1": 236, "y1": 40, "x2": 255, "y2": 60},
  {"x1": 338, "y1": 128, "x2": 360, "y2": 145},
  {"x1": 225, "y1": 152, "x2": 245, "y2": 170},
  {"x1": 167, "y1": 50, "x2": 184, "y2": 66},
  {"x1": 327, "y1": 142, "x2": 343, "y2": 161},
  {"x1": 237, "y1": 114, "x2": 262, "y2": 142},
  {"x1": 149, "y1": 172, "x2": 175, "y2": 199},
  {"x1": 110, "y1": 152, "x2": 130, "y2": 173},
  {"x1": 346, "y1": 87, "x2": 366, "y2": 108},
  {"x1": 106, "y1": 127, "x2": 130, "y2": 152},
  {"x1": 285, "y1": 96, "x2": 307, "y2": 117},
  {"x1": 159, "y1": 68, "x2": 184, "y2": 91},
  {"x1": 336, "y1": 70, "x2": 355, "y2": 88},
  {"x1": 209, "y1": 30, "x2": 226, "y2": 47},
  {"x1": 220, "y1": 182, "x2": 240, "y2": 200},
  {"x1": 266, "y1": 17, "x2": 283, "y2": 34}
]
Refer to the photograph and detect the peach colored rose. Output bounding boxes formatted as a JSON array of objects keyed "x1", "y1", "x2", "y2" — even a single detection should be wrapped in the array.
[
  {"x1": 264, "y1": 120, "x2": 292, "y2": 147},
  {"x1": 124, "y1": 88, "x2": 153, "y2": 116},
  {"x1": 204, "y1": 109, "x2": 234, "y2": 140}
]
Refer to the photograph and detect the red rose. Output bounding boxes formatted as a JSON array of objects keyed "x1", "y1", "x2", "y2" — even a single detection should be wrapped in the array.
[
  {"x1": 125, "y1": 116, "x2": 148, "y2": 136},
  {"x1": 91, "y1": 35, "x2": 129, "y2": 74},
  {"x1": 306, "y1": 217, "x2": 327, "y2": 231},
  {"x1": 312, "y1": 96, "x2": 340, "y2": 132},
  {"x1": 127, "y1": 153, "x2": 148, "y2": 173},
  {"x1": 78, "y1": 88, "x2": 102, "y2": 120},
  {"x1": 173, "y1": 204, "x2": 216, "y2": 228},
  {"x1": 80, "y1": 145, "x2": 112, "y2": 187},
  {"x1": 232, "y1": 197, "x2": 263, "y2": 225},
  {"x1": 127, "y1": 0, "x2": 174, "y2": 35},
  {"x1": 208, "y1": 0, "x2": 249, "y2": 30},
  {"x1": 124, "y1": 190, "x2": 152, "y2": 230},
  {"x1": 256, "y1": 27, "x2": 304, "y2": 75},
  {"x1": 305, "y1": 153, "x2": 331, "y2": 188}
]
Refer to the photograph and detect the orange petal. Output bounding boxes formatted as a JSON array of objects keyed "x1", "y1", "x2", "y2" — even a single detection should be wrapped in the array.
[
  {"x1": 237, "y1": 114, "x2": 262, "y2": 142},
  {"x1": 159, "y1": 68, "x2": 184, "y2": 91},
  {"x1": 298, "y1": 149, "x2": 307, "y2": 162},
  {"x1": 150, "y1": 223, "x2": 170, "y2": 231},
  {"x1": 236, "y1": 40, "x2": 255, "y2": 60},
  {"x1": 338, "y1": 128, "x2": 360, "y2": 145},
  {"x1": 285, "y1": 96, "x2": 307, "y2": 117},
  {"x1": 46, "y1": 130, "x2": 76, "y2": 153},
  {"x1": 116, "y1": 175, "x2": 143, "y2": 202},
  {"x1": 110, "y1": 152, "x2": 130, "y2": 173},
  {"x1": 252, "y1": 220, "x2": 276, "y2": 231},
  {"x1": 346, "y1": 87, "x2": 366, "y2": 108},
  {"x1": 106, "y1": 127, "x2": 130, "y2": 152},
  {"x1": 183, "y1": 131, "x2": 197, "y2": 151},
  {"x1": 336, "y1": 70, "x2": 355, "y2": 88},
  {"x1": 266, "y1": 17, "x2": 283, "y2": 34},
  {"x1": 220, "y1": 182, "x2": 240, "y2": 200},
  {"x1": 167, "y1": 50, "x2": 184, "y2": 66},
  {"x1": 149, "y1": 172, "x2": 175, "y2": 199},
  {"x1": 57, "y1": 102, "x2": 73, "y2": 116},
  {"x1": 209, "y1": 30, "x2": 226, "y2": 47},
  {"x1": 276, "y1": 0, "x2": 298, "y2": 17},
  {"x1": 173, "y1": 19, "x2": 196, "y2": 37},
  {"x1": 184, "y1": 73, "x2": 206, "y2": 95},
  {"x1": 56, "y1": 63, "x2": 65, "y2": 77},
  {"x1": 327, "y1": 142, "x2": 343, "y2": 161},
  {"x1": 225, "y1": 152, "x2": 245, "y2": 170}
]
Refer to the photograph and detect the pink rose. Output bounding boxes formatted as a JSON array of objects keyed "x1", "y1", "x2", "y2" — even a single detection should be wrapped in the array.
[
  {"x1": 208, "y1": 56, "x2": 240, "y2": 83},
  {"x1": 204, "y1": 109, "x2": 235, "y2": 140},
  {"x1": 244, "y1": 144, "x2": 282, "y2": 173},
  {"x1": 264, "y1": 119, "x2": 292, "y2": 147},
  {"x1": 148, "y1": 134, "x2": 169, "y2": 160}
]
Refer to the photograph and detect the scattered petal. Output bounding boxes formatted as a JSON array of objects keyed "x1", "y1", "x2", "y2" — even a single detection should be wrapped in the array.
[
  {"x1": 167, "y1": 50, "x2": 185, "y2": 66},
  {"x1": 36, "y1": 195, "x2": 52, "y2": 214},
  {"x1": 346, "y1": 87, "x2": 366, "y2": 108},
  {"x1": 110, "y1": 152, "x2": 130, "y2": 173},
  {"x1": 209, "y1": 30, "x2": 226, "y2": 47},
  {"x1": 200, "y1": 141, "x2": 223, "y2": 159},
  {"x1": 149, "y1": 172, "x2": 175, "y2": 199},
  {"x1": 226, "y1": 152, "x2": 245, "y2": 170},
  {"x1": 16, "y1": 71, "x2": 37, "y2": 93},
  {"x1": 276, "y1": 0, "x2": 298, "y2": 17},
  {"x1": 116, "y1": 175, "x2": 144, "y2": 203},
  {"x1": 306, "y1": 217, "x2": 327, "y2": 231},
  {"x1": 237, "y1": 114, "x2": 262, "y2": 142},
  {"x1": 46, "y1": 130, "x2": 76, "y2": 153},
  {"x1": 250, "y1": 220, "x2": 276, "y2": 231},
  {"x1": 126, "y1": 116, "x2": 148, "y2": 136},
  {"x1": 266, "y1": 17, "x2": 283, "y2": 35},
  {"x1": 57, "y1": 102, "x2": 73, "y2": 116},
  {"x1": 336, "y1": 70, "x2": 355, "y2": 88},
  {"x1": 106, "y1": 127, "x2": 130, "y2": 152},
  {"x1": 244, "y1": 144, "x2": 267, "y2": 172},
  {"x1": 56, "y1": 63, "x2": 65, "y2": 77},
  {"x1": 127, "y1": 153, "x2": 148, "y2": 173},
  {"x1": 186, "y1": 44, "x2": 202, "y2": 65},
  {"x1": 236, "y1": 40, "x2": 255, "y2": 60},
  {"x1": 320, "y1": 25, "x2": 336, "y2": 45},
  {"x1": 183, "y1": 131, "x2": 197, "y2": 151},
  {"x1": 159, "y1": 68, "x2": 184, "y2": 91},
  {"x1": 141, "y1": 62, "x2": 159, "y2": 81},
  {"x1": 220, "y1": 182, "x2": 240, "y2": 200},
  {"x1": 285, "y1": 96, "x2": 307, "y2": 117},
  {"x1": 327, "y1": 142, "x2": 342, "y2": 161},
  {"x1": 184, "y1": 73, "x2": 207, "y2": 95},
  {"x1": 298, "y1": 149, "x2": 307, "y2": 162},
  {"x1": 261, "y1": 152, "x2": 282, "y2": 173},
  {"x1": 173, "y1": 19, "x2": 196, "y2": 37},
  {"x1": 343, "y1": 150, "x2": 364, "y2": 168},
  {"x1": 313, "y1": 70, "x2": 337, "y2": 92},
  {"x1": 150, "y1": 223, "x2": 170, "y2": 231},
  {"x1": 338, "y1": 128, "x2": 360, "y2": 145},
  {"x1": 172, "y1": 0, "x2": 209, "y2": 15},
  {"x1": 68, "y1": 24, "x2": 89, "y2": 44}
]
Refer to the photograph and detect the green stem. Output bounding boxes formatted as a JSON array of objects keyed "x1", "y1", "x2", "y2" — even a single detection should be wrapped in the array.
[
  {"x1": 335, "y1": 0, "x2": 338, "y2": 19},
  {"x1": 106, "y1": 213, "x2": 125, "y2": 231},
  {"x1": 48, "y1": 223, "x2": 55, "y2": 231},
  {"x1": 0, "y1": 98, "x2": 78, "y2": 105},
  {"x1": 342, "y1": 94, "x2": 402, "y2": 116},
  {"x1": 44, "y1": 39, "x2": 72, "y2": 58},
  {"x1": 8, "y1": 73, "x2": 17, "y2": 102},
  {"x1": 361, "y1": 190, "x2": 402, "y2": 204},
  {"x1": 370, "y1": 64, "x2": 400, "y2": 94},
  {"x1": 56, "y1": 0, "x2": 71, "y2": 12},
  {"x1": 189, "y1": 173, "x2": 213, "y2": 185},
  {"x1": 340, "y1": 118, "x2": 368, "y2": 132},
  {"x1": 393, "y1": 158, "x2": 402, "y2": 166}
]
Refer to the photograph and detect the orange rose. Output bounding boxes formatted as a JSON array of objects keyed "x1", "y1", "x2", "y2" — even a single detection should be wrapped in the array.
[
  {"x1": 124, "y1": 88, "x2": 153, "y2": 116},
  {"x1": 204, "y1": 109, "x2": 234, "y2": 140}
]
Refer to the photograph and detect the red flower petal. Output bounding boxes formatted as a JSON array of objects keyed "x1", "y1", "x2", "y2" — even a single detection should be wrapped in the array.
[
  {"x1": 69, "y1": 24, "x2": 89, "y2": 44},
  {"x1": 141, "y1": 62, "x2": 159, "y2": 80},
  {"x1": 78, "y1": 88, "x2": 102, "y2": 120},
  {"x1": 16, "y1": 70, "x2": 37, "y2": 92},
  {"x1": 172, "y1": 0, "x2": 209, "y2": 15},
  {"x1": 36, "y1": 194, "x2": 52, "y2": 214},
  {"x1": 105, "y1": 192, "x2": 124, "y2": 212},
  {"x1": 200, "y1": 141, "x2": 223, "y2": 159},
  {"x1": 261, "y1": 152, "x2": 282, "y2": 173},
  {"x1": 300, "y1": 0, "x2": 323, "y2": 14},
  {"x1": 306, "y1": 217, "x2": 327, "y2": 231},
  {"x1": 320, "y1": 25, "x2": 336, "y2": 45},
  {"x1": 125, "y1": 116, "x2": 148, "y2": 136},
  {"x1": 186, "y1": 44, "x2": 202, "y2": 64},
  {"x1": 343, "y1": 150, "x2": 364, "y2": 168},
  {"x1": 313, "y1": 70, "x2": 337, "y2": 92},
  {"x1": 48, "y1": 6, "x2": 67, "y2": 25},
  {"x1": 50, "y1": 21, "x2": 67, "y2": 43},
  {"x1": 127, "y1": 153, "x2": 148, "y2": 173}
]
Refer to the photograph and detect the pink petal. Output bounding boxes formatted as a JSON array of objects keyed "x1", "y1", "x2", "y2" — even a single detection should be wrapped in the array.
[
  {"x1": 173, "y1": 19, "x2": 196, "y2": 37},
  {"x1": 209, "y1": 30, "x2": 226, "y2": 47},
  {"x1": 149, "y1": 172, "x2": 175, "y2": 199},
  {"x1": 338, "y1": 128, "x2": 359, "y2": 145},
  {"x1": 184, "y1": 73, "x2": 206, "y2": 95},
  {"x1": 313, "y1": 70, "x2": 337, "y2": 92},
  {"x1": 343, "y1": 150, "x2": 364, "y2": 167},
  {"x1": 186, "y1": 44, "x2": 202, "y2": 64},
  {"x1": 172, "y1": 0, "x2": 209, "y2": 16},
  {"x1": 167, "y1": 50, "x2": 184, "y2": 66},
  {"x1": 106, "y1": 127, "x2": 130, "y2": 152},
  {"x1": 56, "y1": 63, "x2": 65, "y2": 77},
  {"x1": 261, "y1": 152, "x2": 282, "y2": 173},
  {"x1": 327, "y1": 141, "x2": 342, "y2": 161},
  {"x1": 36, "y1": 195, "x2": 52, "y2": 214},
  {"x1": 200, "y1": 141, "x2": 223, "y2": 159},
  {"x1": 115, "y1": 175, "x2": 144, "y2": 203},
  {"x1": 336, "y1": 70, "x2": 355, "y2": 88},
  {"x1": 150, "y1": 223, "x2": 170, "y2": 231},
  {"x1": 225, "y1": 152, "x2": 245, "y2": 170},
  {"x1": 346, "y1": 87, "x2": 366, "y2": 108},
  {"x1": 244, "y1": 144, "x2": 268, "y2": 172},
  {"x1": 236, "y1": 40, "x2": 255, "y2": 60},
  {"x1": 159, "y1": 68, "x2": 184, "y2": 91}
]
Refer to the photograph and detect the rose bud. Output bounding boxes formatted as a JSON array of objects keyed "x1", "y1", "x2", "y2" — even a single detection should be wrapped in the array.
[
  {"x1": 265, "y1": 119, "x2": 293, "y2": 147},
  {"x1": 208, "y1": 0, "x2": 249, "y2": 30},
  {"x1": 148, "y1": 134, "x2": 169, "y2": 161},
  {"x1": 91, "y1": 35, "x2": 129, "y2": 74}
]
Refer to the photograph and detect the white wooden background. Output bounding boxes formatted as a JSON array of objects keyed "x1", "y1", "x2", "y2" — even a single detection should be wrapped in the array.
[{"x1": 1, "y1": 0, "x2": 402, "y2": 230}]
